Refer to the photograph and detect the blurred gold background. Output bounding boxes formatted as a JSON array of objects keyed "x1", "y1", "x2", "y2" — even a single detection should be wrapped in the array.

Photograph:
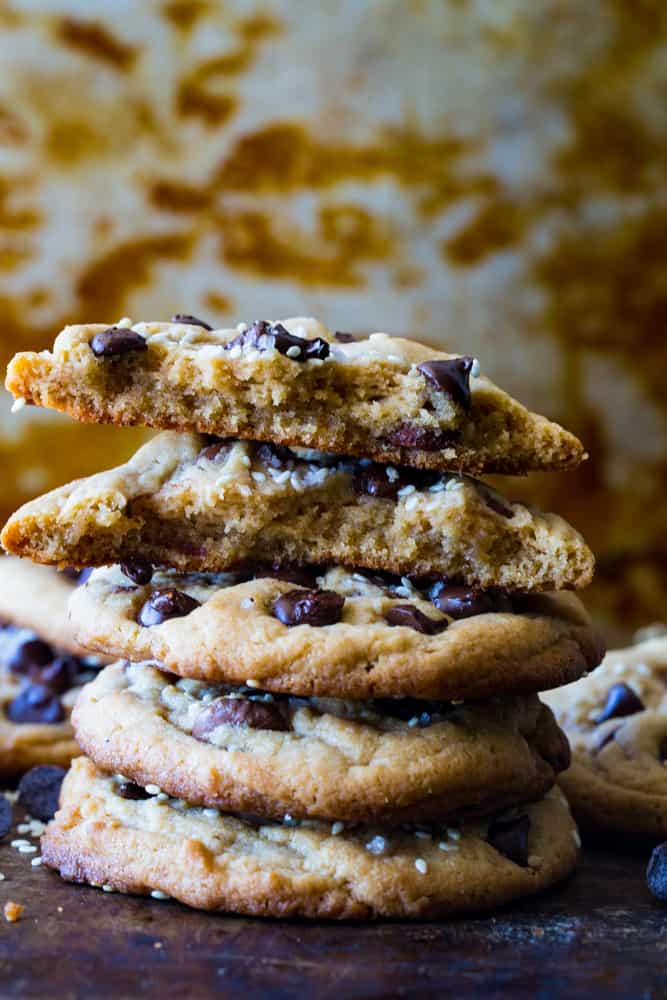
[{"x1": 0, "y1": 0, "x2": 665, "y2": 641}]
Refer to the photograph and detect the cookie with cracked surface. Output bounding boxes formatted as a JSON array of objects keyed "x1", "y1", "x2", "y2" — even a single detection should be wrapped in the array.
[
  {"x1": 6, "y1": 317, "x2": 585, "y2": 475},
  {"x1": 2, "y1": 432, "x2": 594, "y2": 590},
  {"x1": 0, "y1": 622, "x2": 102, "y2": 778},
  {"x1": 73, "y1": 661, "x2": 570, "y2": 825},
  {"x1": 544, "y1": 632, "x2": 667, "y2": 838},
  {"x1": 69, "y1": 566, "x2": 604, "y2": 700},
  {"x1": 41, "y1": 757, "x2": 580, "y2": 919}
]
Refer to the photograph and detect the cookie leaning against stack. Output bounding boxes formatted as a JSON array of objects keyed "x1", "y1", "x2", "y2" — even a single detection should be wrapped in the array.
[{"x1": 3, "y1": 315, "x2": 604, "y2": 918}]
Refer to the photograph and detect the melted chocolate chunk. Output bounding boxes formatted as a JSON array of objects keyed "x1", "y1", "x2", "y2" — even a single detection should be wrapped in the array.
[
  {"x1": 121, "y1": 561, "x2": 154, "y2": 586},
  {"x1": 334, "y1": 331, "x2": 358, "y2": 343},
  {"x1": 116, "y1": 781, "x2": 152, "y2": 800},
  {"x1": 384, "y1": 604, "x2": 448, "y2": 635},
  {"x1": 225, "y1": 320, "x2": 330, "y2": 361},
  {"x1": 430, "y1": 584, "x2": 505, "y2": 619},
  {"x1": 90, "y1": 327, "x2": 147, "y2": 358},
  {"x1": 192, "y1": 697, "x2": 290, "y2": 740},
  {"x1": 417, "y1": 357, "x2": 474, "y2": 411},
  {"x1": 595, "y1": 683, "x2": 645, "y2": 725},
  {"x1": 476, "y1": 481, "x2": 515, "y2": 519},
  {"x1": 647, "y1": 843, "x2": 667, "y2": 901},
  {"x1": 137, "y1": 588, "x2": 201, "y2": 627},
  {"x1": 371, "y1": 697, "x2": 452, "y2": 727},
  {"x1": 6, "y1": 685, "x2": 65, "y2": 724},
  {"x1": 352, "y1": 462, "x2": 441, "y2": 501},
  {"x1": 486, "y1": 814, "x2": 530, "y2": 867},
  {"x1": 171, "y1": 313, "x2": 212, "y2": 330},
  {"x1": 0, "y1": 795, "x2": 11, "y2": 840},
  {"x1": 273, "y1": 589, "x2": 345, "y2": 627},
  {"x1": 18, "y1": 765, "x2": 67, "y2": 821},
  {"x1": 384, "y1": 424, "x2": 459, "y2": 452},
  {"x1": 541, "y1": 725, "x2": 571, "y2": 773},
  {"x1": 7, "y1": 638, "x2": 54, "y2": 677}
]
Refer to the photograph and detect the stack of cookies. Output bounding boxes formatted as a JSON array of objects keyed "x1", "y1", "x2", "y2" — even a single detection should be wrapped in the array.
[{"x1": 2, "y1": 316, "x2": 604, "y2": 918}]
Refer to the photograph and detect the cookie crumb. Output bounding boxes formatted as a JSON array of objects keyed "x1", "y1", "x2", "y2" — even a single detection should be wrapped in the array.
[{"x1": 4, "y1": 901, "x2": 24, "y2": 923}]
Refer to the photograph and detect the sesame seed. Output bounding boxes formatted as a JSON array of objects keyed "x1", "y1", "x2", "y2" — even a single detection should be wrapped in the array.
[
  {"x1": 156, "y1": 793, "x2": 170, "y2": 803},
  {"x1": 407, "y1": 717, "x2": 420, "y2": 728},
  {"x1": 238, "y1": 485, "x2": 252, "y2": 497},
  {"x1": 331, "y1": 822, "x2": 344, "y2": 836},
  {"x1": 236, "y1": 322, "x2": 248, "y2": 334},
  {"x1": 446, "y1": 829, "x2": 461, "y2": 841},
  {"x1": 286, "y1": 345, "x2": 302, "y2": 359},
  {"x1": 245, "y1": 679, "x2": 260, "y2": 688},
  {"x1": 365, "y1": 836, "x2": 387, "y2": 855},
  {"x1": 386, "y1": 466, "x2": 399, "y2": 482},
  {"x1": 387, "y1": 354, "x2": 403, "y2": 364},
  {"x1": 404, "y1": 494, "x2": 419, "y2": 511},
  {"x1": 438, "y1": 842, "x2": 457, "y2": 852},
  {"x1": 415, "y1": 859, "x2": 428, "y2": 874},
  {"x1": 0, "y1": 873, "x2": 5, "y2": 881},
  {"x1": 470, "y1": 358, "x2": 481, "y2": 378},
  {"x1": 573, "y1": 829, "x2": 582, "y2": 848},
  {"x1": 528, "y1": 854, "x2": 543, "y2": 868},
  {"x1": 17, "y1": 825, "x2": 31, "y2": 835},
  {"x1": 18, "y1": 845, "x2": 37, "y2": 854},
  {"x1": 414, "y1": 831, "x2": 431, "y2": 840},
  {"x1": 10, "y1": 840, "x2": 30, "y2": 848},
  {"x1": 241, "y1": 597, "x2": 254, "y2": 609},
  {"x1": 203, "y1": 808, "x2": 219, "y2": 819},
  {"x1": 251, "y1": 472, "x2": 266, "y2": 483},
  {"x1": 397, "y1": 484, "x2": 416, "y2": 497},
  {"x1": 30, "y1": 858, "x2": 42, "y2": 868},
  {"x1": 239, "y1": 454, "x2": 251, "y2": 467},
  {"x1": 150, "y1": 890, "x2": 170, "y2": 901},
  {"x1": 102, "y1": 885, "x2": 115, "y2": 893}
]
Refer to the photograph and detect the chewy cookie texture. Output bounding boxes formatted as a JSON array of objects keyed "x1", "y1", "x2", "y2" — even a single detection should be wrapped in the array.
[
  {"x1": 72, "y1": 661, "x2": 570, "y2": 825},
  {"x1": 0, "y1": 315, "x2": 600, "y2": 918},
  {"x1": 68, "y1": 565, "x2": 603, "y2": 700},
  {"x1": 545, "y1": 632, "x2": 667, "y2": 839},
  {"x1": 1, "y1": 432, "x2": 594, "y2": 591},
  {"x1": 5, "y1": 317, "x2": 585, "y2": 475},
  {"x1": 41, "y1": 758, "x2": 580, "y2": 920}
]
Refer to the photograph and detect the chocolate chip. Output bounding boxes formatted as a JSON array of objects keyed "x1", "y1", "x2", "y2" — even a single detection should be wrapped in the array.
[
  {"x1": 255, "y1": 442, "x2": 294, "y2": 468},
  {"x1": 225, "y1": 320, "x2": 330, "y2": 361},
  {"x1": 371, "y1": 697, "x2": 452, "y2": 727},
  {"x1": 0, "y1": 796, "x2": 11, "y2": 840},
  {"x1": 121, "y1": 561, "x2": 154, "y2": 586},
  {"x1": 192, "y1": 697, "x2": 290, "y2": 741},
  {"x1": 17, "y1": 765, "x2": 66, "y2": 821},
  {"x1": 430, "y1": 584, "x2": 497, "y2": 619},
  {"x1": 7, "y1": 638, "x2": 54, "y2": 677},
  {"x1": 137, "y1": 588, "x2": 201, "y2": 627},
  {"x1": 273, "y1": 589, "x2": 344, "y2": 627},
  {"x1": 417, "y1": 357, "x2": 474, "y2": 411},
  {"x1": 384, "y1": 604, "x2": 448, "y2": 635},
  {"x1": 486, "y1": 814, "x2": 530, "y2": 867},
  {"x1": 38, "y1": 655, "x2": 81, "y2": 694},
  {"x1": 353, "y1": 463, "x2": 402, "y2": 500},
  {"x1": 595, "y1": 683, "x2": 645, "y2": 725},
  {"x1": 541, "y1": 725, "x2": 571, "y2": 773},
  {"x1": 6, "y1": 685, "x2": 65, "y2": 724},
  {"x1": 90, "y1": 327, "x2": 148, "y2": 358},
  {"x1": 116, "y1": 781, "x2": 152, "y2": 801},
  {"x1": 334, "y1": 331, "x2": 358, "y2": 343},
  {"x1": 198, "y1": 439, "x2": 232, "y2": 462},
  {"x1": 647, "y1": 843, "x2": 667, "y2": 900},
  {"x1": 384, "y1": 424, "x2": 459, "y2": 452},
  {"x1": 476, "y1": 481, "x2": 515, "y2": 519},
  {"x1": 171, "y1": 313, "x2": 212, "y2": 330}
]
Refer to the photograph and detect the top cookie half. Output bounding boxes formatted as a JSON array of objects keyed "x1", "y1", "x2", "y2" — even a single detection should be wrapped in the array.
[{"x1": 5, "y1": 317, "x2": 585, "y2": 475}]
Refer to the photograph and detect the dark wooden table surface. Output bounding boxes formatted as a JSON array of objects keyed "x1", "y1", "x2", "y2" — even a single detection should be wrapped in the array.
[{"x1": 0, "y1": 802, "x2": 665, "y2": 1000}]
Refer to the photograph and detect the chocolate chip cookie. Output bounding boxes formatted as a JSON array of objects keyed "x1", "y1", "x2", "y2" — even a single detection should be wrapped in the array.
[
  {"x1": 41, "y1": 757, "x2": 580, "y2": 919},
  {"x1": 73, "y1": 661, "x2": 570, "y2": 825},
  {"x1": 69, "y1": 565, "x2": 604, "y2": 700},
  {"x1": 2, "y1": 433, "x2": 594, "y2": 590},
  {"x1": 544, "y1": 633, "x2": 667, "y2": 838},
  {"x1": 6, "y1": 317, "x2": 585, "y2": 475}
]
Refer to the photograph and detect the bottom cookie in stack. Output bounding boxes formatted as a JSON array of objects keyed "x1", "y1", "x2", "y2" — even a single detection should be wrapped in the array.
[
  {"x1": 42, "y1": 758, "x2": 579, "y2": 920},
  {"x1": 0, "y1": 558, "x2": 102, "y2": 777},
  {"x1": 40, "y1": 660, "x2": 581, "y2": 918}
]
